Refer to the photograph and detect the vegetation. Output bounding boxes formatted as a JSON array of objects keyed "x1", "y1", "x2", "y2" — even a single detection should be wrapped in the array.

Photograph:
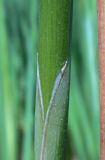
[
  {"x1": 35, "y1": 0, "x2": 72, "y2": 159},
  {"x1": 0, "y1": 0, "x2": 99, "y2": 160}
]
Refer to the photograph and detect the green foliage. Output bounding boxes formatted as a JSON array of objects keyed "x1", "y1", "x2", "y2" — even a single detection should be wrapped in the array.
[
  {"x1": 35, "y1": 0, "x2": 72, "y2": 159},
  {"x1": 68, "y1": 0, "x2": 100, "y2": 159},
  {"x1": 0, "y1": 0, "x2": 37, "y2": 159},
  {"x1": 0, "y1": 0, "x2": 99, "y2": 160},
  {"x1": 35, "y1": 63, "x2": 70, "y2": 160},
  {"x1": 38, "y1": 0, "x2": 71, "y2": 112}
]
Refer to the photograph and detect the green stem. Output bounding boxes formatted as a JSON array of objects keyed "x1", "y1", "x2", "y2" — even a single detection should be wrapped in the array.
[
  {"x1": 35, "y1": 0, "x2": 73, "y2": 159},
  {"x1": 38, "y1": 0, "x2": 72, "y2": 113}
]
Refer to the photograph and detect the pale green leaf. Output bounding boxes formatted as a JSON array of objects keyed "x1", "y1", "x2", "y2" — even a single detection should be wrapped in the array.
[{"x1": 35, "y1": 61, "x2": 70, "y2": 160}]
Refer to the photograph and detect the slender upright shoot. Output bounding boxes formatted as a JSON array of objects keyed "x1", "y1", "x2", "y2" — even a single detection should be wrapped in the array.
[{"x1": 35, "y1": 0, "x2": 73, "y2": 159}]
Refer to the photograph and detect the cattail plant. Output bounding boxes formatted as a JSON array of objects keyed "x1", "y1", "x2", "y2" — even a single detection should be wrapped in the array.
[
  {"x1": 0, "y1": 0, "x2": 99, "y2": 159},
  {"x1": 35, "y1": 0, "x2": 73, "y2": 159}
]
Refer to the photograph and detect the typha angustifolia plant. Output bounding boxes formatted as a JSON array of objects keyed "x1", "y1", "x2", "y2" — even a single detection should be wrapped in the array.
[{"x1": 35, "y1": 0, "x2": 73, "y2": 159}]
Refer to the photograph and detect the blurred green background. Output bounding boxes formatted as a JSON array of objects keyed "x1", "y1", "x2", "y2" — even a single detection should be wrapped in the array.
[
  {"x1": 0, "y1": 0, "x2": 99, "y2": 160},
  {"x1": 68, "y1": 0, "x2": 100, "y2": 160}
]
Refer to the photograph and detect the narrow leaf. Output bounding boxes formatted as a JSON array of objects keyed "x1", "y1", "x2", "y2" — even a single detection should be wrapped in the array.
[{"x1": 40, "y1": 62, "x2": 69, "y2": 160}]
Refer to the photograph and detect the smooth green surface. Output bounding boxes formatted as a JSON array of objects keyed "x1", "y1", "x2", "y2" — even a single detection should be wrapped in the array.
[
  {"x1": 40, "y1": 64, "x2": 69, "y2": 160},
  {"x1": 35, "y1": 63, "x2": 70, "y2": 160},
  {"x1": 35, "y1": 0, "x2": 72, "y2": 159},
  {"x1": 38, "y1": 0, "x2": 70, "y2": 112},
  {"x1": 35, "y1": 74, "x2": 44, "y2": 160}
]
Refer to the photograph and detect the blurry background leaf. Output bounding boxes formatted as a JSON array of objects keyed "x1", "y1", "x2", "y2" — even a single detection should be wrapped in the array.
[
  {"x1": 0, "y1": 0, "x2": 37, "y2": 159},
  {"x1": 68, "y1": 0, "x2": 100, "y2": 159}
]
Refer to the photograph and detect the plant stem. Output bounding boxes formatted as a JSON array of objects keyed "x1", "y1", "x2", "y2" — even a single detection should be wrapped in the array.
[
  {"x1": 38, "y1": 0, "x2": 72, "y2": 113},
  {"x1": 35, "y1": 0, "x2": 73, "y2": 159},
  {"x1": 98, "y1": 0, "x2": 105, "y2": 159}
]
